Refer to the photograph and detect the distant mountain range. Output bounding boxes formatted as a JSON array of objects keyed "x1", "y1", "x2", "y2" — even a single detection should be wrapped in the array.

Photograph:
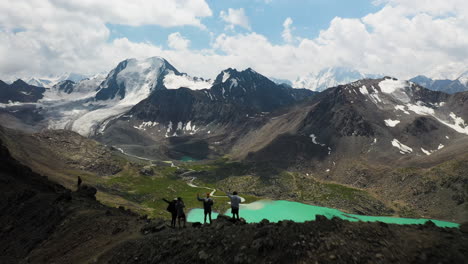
[
  {"x1": 11, "y1": 65, "x2": 467, "y2": 96},
  {"x1": 292, "y1": 67, "x2": 383, "y2": 92},
  {"x1": 0, "y1": 57, "x2": 466, "y2": 166},
  {"x1": 410, "y1": 72, "x2": 468, "y2": 94},
  {"x1": 291, "y1": 67, "x2": 468, "y2": 94},
  {"x1": 24, "y1": 73, "x2": 91, "y2": 88}
]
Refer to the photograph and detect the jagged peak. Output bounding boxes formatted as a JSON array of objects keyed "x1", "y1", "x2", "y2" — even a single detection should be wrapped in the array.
[
  {"x1": 213, "y1": 67, "x2": 269, "y2": 85},
  {"x1": 11, "y1": 79, "x2": 29, "y2": 86}
]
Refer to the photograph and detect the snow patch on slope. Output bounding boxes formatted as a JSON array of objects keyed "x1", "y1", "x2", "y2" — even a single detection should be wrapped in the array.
[
  {"x1": 310, "y1": 134, "x2": 326, "y2": 147},
  {"x1": 134, "y1": 121, "x2": 159, "y2": 131},
  {"x1": 163, "y1": 72, "x2": 212, "y2": 90},
  {"x1": 384, "y1": 119, "x2": 400, "y2": 127},
  {"x1": 229, "y1": 78, "x2": 238, "y2": 89},
  {"x1": 405, "y1": 100, "x2": 468, "y2": 135},
  {"x1": 421, "y1": 148, "x2": 432, "y2": 156},
  {"x1": 406, "y1": 102, "x2": 435, "y2": 115},
  {"x1": 359, "y1": 86, "x2": 368, "y2": 95},
  {"x1": 391, "y1": 139, "x2": 413, "y2": 154},
  {"x1": 379, "y1": 79, "x2": 407, "y2": 94},
  {"x1": 369, "y1": 93, "x2": 382, "y2": 104},
  {"x1": 222, "y1": 71, "x2": 230, "y2": 83},
  {"x1": 394, "y1": 105, "x2": 410, "y2": 115},
  {"x1": 0, "y1": 101, "x2": 34, "y2": 108}
]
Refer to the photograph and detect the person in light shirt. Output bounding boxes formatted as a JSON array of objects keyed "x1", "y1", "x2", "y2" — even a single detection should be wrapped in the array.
[{"x1": 226, "y1": 191, "x2": 241, "y2": 220}]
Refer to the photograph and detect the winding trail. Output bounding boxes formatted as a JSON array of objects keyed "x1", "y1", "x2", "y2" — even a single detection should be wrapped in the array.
[
  {"x1": 113, "y1": 146, "x2": 179, "y2": 168},
  {"x1": 187, "y1": 177, "x2": 246, "y2": 203},
  {"x1": 114, "y1": 146, "x2": 154, "y2": 161}
]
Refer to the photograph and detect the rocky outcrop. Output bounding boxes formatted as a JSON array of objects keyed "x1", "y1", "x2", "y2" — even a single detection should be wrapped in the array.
[{"x1": 103, "y1": 215, "x2": 468, "y2": 264}]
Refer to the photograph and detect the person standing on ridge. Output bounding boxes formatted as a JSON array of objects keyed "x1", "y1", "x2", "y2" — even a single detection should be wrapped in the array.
[
  {"x1": 77, "y1": 176, "x2": 82, "y2": 191},
  {"x1": 162, "y1": 198, "x2": 177, "y2": 228},
  {"x1": 175, "y1": 197, "x2": 186, "y2": 228},
  {"x1": 227, "y1": 190, "x2": 242, "y2": 220},
  {"x1": 197, "y1": 192, "x2": 214, "y2": 224}
]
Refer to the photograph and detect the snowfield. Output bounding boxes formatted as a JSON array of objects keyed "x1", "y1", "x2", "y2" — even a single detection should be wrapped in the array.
[
  {"x1": 70, "y1": 57, "x2": 167, "y2": 136},
  {"x1": 163, "y1": 71, "x2": 212, "y2": 90},
  {"x1": 40, "y1": 74, "x2": 105, "y2": 102},
  {"x1": 379, "y1": 79, "x2": 407, "y2": 94}
]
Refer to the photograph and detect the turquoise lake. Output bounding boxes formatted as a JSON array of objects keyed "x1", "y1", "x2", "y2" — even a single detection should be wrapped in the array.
[
  {"x1": 180, "y1": 156, "x2": 198, "y2": 162},
  {"x1": 186, "y1": 200, "x2": 459, "y2": 228}
]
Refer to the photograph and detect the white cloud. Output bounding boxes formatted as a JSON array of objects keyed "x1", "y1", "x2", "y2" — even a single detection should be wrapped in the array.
[
  {"x1": 45, "y1": 0, "x2": 212, "y2": 27},
  {"x1": 0, "y1": 0, "x2": 211, "y2": 79},
  {"x1": 167, "y1": 32, "x2": 190, "y2": 50},
  {"x1": 210, "y1": 2, "x2": 468, "y2": 80},
  {"x1": 282, "y1": 17, "x2": 294, "y2": 43},
  {"x1": 220, "y1": 8, "x2": 251, "y2": 31},
  {"x1": 373, "y1": 0, "x2": 468, "y2": 16},
  {"x1": 0, "y1": 0, "x2": 467, "y2": 83}
]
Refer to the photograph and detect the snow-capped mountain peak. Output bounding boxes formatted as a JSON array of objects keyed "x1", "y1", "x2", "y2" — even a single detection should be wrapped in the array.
[
  {"x1": 25, "y1": 73, "x2": 90, "y2": 88},
  {"x1": 26, "y1": 77, "x2": 55, "y2": 88},
  {"x1": 293, "y1": 67, "x2": 382, "y2": 92},
  {"x1": 456, "y1": 71, "x2": 468, "y2": 86},
  {"x1": 95, "y1": 57, "x2": 176, "y2": 101}
]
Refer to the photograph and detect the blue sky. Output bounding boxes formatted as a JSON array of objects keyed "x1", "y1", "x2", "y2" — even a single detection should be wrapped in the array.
[{"x1": 108, "y1": 0, "x2": 381, "y2": 50}]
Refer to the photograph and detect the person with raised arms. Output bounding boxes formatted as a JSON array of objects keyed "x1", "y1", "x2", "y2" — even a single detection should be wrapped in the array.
[
  {"x1": 162, "y1": 197, "x2": 178, "y2": 228},
  {"x1": 175, "y1": 197, "x2": 186, "y2": 228},
  {"x1": 226, "y1": 190, "x2": 241, "y2": 220},
  {"x1": 197, "y1": 192, "x2": 214, "y2": 224}
]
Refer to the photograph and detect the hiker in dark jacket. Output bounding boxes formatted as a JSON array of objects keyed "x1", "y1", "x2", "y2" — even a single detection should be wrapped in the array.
[
  {"x1": 162, "y1": 198, "x2": 177, "y2": 228},
  {"x1": 175, "y1": 197, "x2": 186, "y2": 228},
  {"x1": 197, "y1": 192, "x2": 214, "y2": 224}
]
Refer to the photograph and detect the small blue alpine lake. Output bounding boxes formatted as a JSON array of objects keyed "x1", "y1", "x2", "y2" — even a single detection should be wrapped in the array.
[
  {"x1": 180, "y1": 156, "x2": 198, "y2": 162},
  {"x1": 186, "y1": 200, "x2": 459, "y2": 228}
]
